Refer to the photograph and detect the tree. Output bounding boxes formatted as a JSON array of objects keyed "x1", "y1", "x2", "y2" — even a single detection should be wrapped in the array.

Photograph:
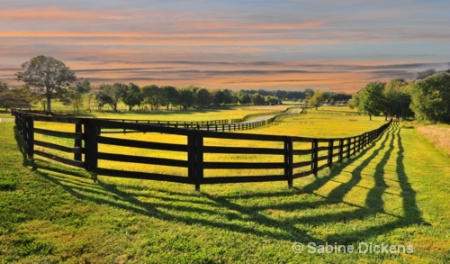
[
  {"x1": 0, "y1": 82, "x2": 8, "y2": 93},
  {"x1": 16, "y1": 55, "x2": 77, "y2": 112},
  {"x1": 62, "y1": 79, "x2": 91, "y2": 111},
  {"x1": 0, "y1": 85, "x2": 35, "y2": 110},
  {"x1": 142, "y1": 84, "x2": 164, "y2": 111},
  {"x1": 416, "y1": 68, "x2": 437, "y2": 80},
  {"x1": 251, "y1": 93, "x2": 265, "y2": 105},
  {"x1": 357, "y1": 82, "x2": 386, "y2": 120},
  {"x1": 349, "y1": 93, "x2": 360, "y2": 110},
  {"x1": 95, "y1": 83, "x2": 126, "y2": 111},
  {"x1": 383, "y1": 79, "x2": 413, "y2": 120},
  {"x1": 237, "y1": 92, "x2": 251, "y2": 105},
  {"x1": 304, "y1": 89, "x2": 315, "y2": 104},
  {"x1": 162, "y1": 86, "x2": 180, "y2": 110},
  {"x1": 275, "y1": 90, "x2": 288, "y2": 100},
  {"x1": 265, "y1": 95, "x2": 280, "y2": 105},
  {"x1": 178, "y1": 88, "x2": 197, "y2": 109},
  {"x1": 196, "y1": 88, "x2": 212, "y2": 109},
  {"x1": 409, "y1": 72, "x2": 450, "y2": 123},
  {"x1": 308, "y1": 90, "x2": 327, "y2": 110},
  {"x1": 213, "y1": 89, "x2": 234, "y2": 106},
  {"x1": 121, "y1": 82, "x2": 143, "y2": 111}
]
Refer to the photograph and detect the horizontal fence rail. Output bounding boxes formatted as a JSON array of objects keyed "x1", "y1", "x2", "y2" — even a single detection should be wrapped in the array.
[
  {"x1": 99, "y1": 108, "x2": 297, "y2": 133},
  {"x1": 12, "y1": 109, "x2": 391, "y2": 191}
]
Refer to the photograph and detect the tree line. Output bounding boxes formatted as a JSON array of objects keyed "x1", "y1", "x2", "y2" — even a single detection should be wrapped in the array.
[
  {"x1": 352, "y1": 69, "x2": 450, "y2": 123},
  {"x1": 3, "y1": 55, "x2": 449, "y2": 124},
  {"x1": 0, "y1": 55, "x2": 351, "y2": 112}
]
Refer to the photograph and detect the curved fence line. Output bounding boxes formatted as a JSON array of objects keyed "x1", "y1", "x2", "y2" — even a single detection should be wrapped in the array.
[
  {"x1": 102, "y1": 107, "x2": 301, "y2": 133},
  {"x1": 13, "y1": 109, "x2": 391, "y2": 191},
  {"x1": 20, "y1": 107, "x2": 300, "y2": 133}
]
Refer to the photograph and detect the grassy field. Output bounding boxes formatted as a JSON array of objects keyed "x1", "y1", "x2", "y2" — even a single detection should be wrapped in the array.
[
  {"x1": 1, "y1": 109, "x2": 449, "y2": 263},
  {"x1": 30, "y1": 101, "x2": 297, "y2": 121}
]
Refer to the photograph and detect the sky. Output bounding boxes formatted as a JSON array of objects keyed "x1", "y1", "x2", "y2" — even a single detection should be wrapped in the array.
[{"x1": 1, "y1": 0, "x2": 450, "y2": 93}]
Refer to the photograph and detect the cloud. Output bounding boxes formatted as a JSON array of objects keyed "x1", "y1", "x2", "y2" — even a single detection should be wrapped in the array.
[
  {"x1": 2, "y1": 2, "x2": 450, "y2": 91},
  {"x1": 0, "y1": 6, "x2": 126, "y2": 23}
]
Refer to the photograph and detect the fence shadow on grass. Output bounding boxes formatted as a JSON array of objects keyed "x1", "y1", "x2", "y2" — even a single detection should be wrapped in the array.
[
  {"x1": 324, "y1": 124, "x2": 428, "y2": 243},
  {"x1": 14, "y1": 122, "x2": 427, "y2": 246},
  {"x1": 14, "y1": 126, "x2": 34, "y2": 167}
]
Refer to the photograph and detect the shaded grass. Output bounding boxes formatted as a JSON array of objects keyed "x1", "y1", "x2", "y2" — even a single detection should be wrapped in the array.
[{"x1": 2, "y1": 114, "x2": 450, "y2": 263}]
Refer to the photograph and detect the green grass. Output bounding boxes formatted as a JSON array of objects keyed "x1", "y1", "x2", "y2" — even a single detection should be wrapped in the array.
[{"x1": 1, "y1": 112, "x2": 449, "y2": 263}]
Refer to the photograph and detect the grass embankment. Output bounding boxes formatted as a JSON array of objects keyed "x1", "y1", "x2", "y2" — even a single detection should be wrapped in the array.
[
  {"x1": 1, "y1": 112, "x2": 449, "y2": 263},
  {"x1": 415, "y1": 124, "x2": 450, "y2": 157}
]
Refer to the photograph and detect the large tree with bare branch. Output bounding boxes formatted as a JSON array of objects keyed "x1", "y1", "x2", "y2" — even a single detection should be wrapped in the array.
[{"x1": 16, "y1": 55, "x2": 77, "y2": 112}]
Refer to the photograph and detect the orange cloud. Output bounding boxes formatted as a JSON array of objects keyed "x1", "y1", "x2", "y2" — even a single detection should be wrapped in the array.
[{"x1": 0, "y1": 6, "x2": 125, "y2": 22}]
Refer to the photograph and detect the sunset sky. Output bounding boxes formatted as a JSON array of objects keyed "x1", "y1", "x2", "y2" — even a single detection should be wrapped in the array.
[{"x1": 1, "y1": 0, "x2": 449, "y2": 93}]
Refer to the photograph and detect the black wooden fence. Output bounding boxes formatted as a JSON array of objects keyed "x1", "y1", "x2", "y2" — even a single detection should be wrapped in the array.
[
  {"x1": 13, "y1": 110, "x2": 391, "y2": 191},
  {"x1": 101, "y1": 117, "x2": 277, "y2": 133}
]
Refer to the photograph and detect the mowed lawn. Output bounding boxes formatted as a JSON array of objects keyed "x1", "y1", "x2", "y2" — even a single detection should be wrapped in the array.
[{"x1": 1, "y1": 111, "x2": 449, "y2": 263}]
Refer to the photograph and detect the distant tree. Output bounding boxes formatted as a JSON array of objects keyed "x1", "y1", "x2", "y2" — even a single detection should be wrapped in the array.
[
  {"x1": 196, "y1": 88, "x2": 212, "y2": 109},
  {"x1": 213, "y1": 89, "x2": 234, "y2": 106},
  {"x1": 162, "y1": 86, "x2": 180, "y2": 110},
  {"x1": 275, "y1": 90, "x2": 288, "y2": 100},
  {"x1": 416, "y1": 68, "x2": 437, "y2": 80},
  {"x1": 308, "y1": 90, "x2": 327, "y2": 110},
  {"x1": 304, "y1": 89, "x2": 315, "y2": 104},
  {"x1": 357, "y1": 82, "x2": 386, "y2": 120},
  {"x1": 62, "y1": 79, "x2": 91, "y2": 111},
  {"x1": 251, "y1": 93, "x2": 265, "y2": 105},
  {"x1": 349, "y1": 93, "x2": 360, "y2": 110},
  {"x1": 16, "y1": 55, "x2": 77, "y2": 112},
  {"x1": 87, "y1": 91, "x2": 95, "y2": 112},
  {"x1": 178, "y1": 87, "x2": 197, "y2": 109},
  {"x1": 0, "y1": 82, "x2": 8, "y2": 93},
  {"x1": 287, "y1": 90, "x2": 306, "y2": 101},
  {"x1": 265, "y1": 95, "x2": 280, "y2": 105},
  {"x1": 409, "y1": 72, "x2": 450, "y2": 123},
  {"x1": 0, "y1": 85, "x2": 35, "y2": 110},
  {"x1": 383, "y1": 79, "x2": 413, "y2": 120},
  {"x1": 142, "y1": 84, "x2": 164, "y2": 111},
  {"x1": 237, "y1": 92, "x2": 251, "y2": 105},
  {"x1": 121, "y1": 82, "x2": 143, "y2": 111},
  {"x1": 96, "y1": 83, "x2": 126, "y2": 111},
  {"x1": 328, "y1": 92, "x2": 352, "y2": 103}
]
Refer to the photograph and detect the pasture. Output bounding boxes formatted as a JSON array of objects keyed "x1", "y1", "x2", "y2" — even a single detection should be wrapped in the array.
[{"x1": 1, "y1": 107, "x2": 449, "y2": 263}]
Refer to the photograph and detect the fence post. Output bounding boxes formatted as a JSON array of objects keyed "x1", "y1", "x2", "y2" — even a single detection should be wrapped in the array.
[
  {"x1": 188, "y1": 131, "x2": 203, "y2": 191},
  {"x1": 312, "y1": 139, "x2": 318, "y2": 177},
  {"x1": 327, "y1": 139, "x2": 333, "y2": 167},
  {"x1": 347, "y1": 138, "x2": 351, "y2": 158},
  {"x1": 25, "y1": 116, "x2": 34, "y2": 160},
  {"x1": 74, "y1": 123, "x2": 82, "y2": 161},
  {"x1": 339, "y1": 139, "x2": 344, "y2": 163},
  {"x1": 284, "y1": 137, "x2": 294, "y2": 188},
  {"x1": 84, "y1": 119, "x2": 99, "y2": 182},
  {"x1": 358, "y1": 135, "x2": 363, "y2": 152}
]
